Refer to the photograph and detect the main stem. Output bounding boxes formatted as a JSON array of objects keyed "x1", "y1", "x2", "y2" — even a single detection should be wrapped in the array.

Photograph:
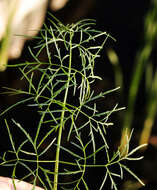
[{"x1": 53, "y1": 32, "x2": 73, "y2": 190}]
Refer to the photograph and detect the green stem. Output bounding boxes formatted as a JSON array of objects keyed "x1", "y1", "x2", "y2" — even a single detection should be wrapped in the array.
[{"x1": 53, "y1": 32, "x2": 73, "y2": 190}]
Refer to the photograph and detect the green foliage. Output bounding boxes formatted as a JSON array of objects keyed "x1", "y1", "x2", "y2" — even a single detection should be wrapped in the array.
[{"x1": 0, "y1": 14, "x2": 145, "y2": 189}]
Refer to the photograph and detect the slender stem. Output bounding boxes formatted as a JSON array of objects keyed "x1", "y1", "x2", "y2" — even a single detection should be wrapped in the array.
[{"x1": 53, "y1": 32, "x2": 73, "y2": 190}]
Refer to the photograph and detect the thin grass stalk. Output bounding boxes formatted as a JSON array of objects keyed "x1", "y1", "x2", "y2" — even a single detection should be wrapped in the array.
[
  {"x1": 139, "y1": 70, "x2": 157, "y2": 147},
  {"x1": 107, "y1": 48, "x2": 123, "y2": 91}
]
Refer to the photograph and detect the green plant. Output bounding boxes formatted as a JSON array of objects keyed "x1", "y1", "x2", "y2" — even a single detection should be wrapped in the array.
[{"x1": 0, "y1": 14, "x2": 146, "y2": 190}]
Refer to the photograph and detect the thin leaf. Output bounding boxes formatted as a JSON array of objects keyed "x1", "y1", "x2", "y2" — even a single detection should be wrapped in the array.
[
  {"x1": 39, "y1": 138, "x2": 56, "y2": 157},
  {"x1": 121, "y1": 164, "x2": 145, "y2": 186},
  {"x1": 58, "y1": 145, "x2": 83, "y2": 160},
  {"x1": 0, "y1": 97, "x2": 34, "y2": 116},
  {"x1": 4, "y1": 120, "x2": 16, "y2": 155}
]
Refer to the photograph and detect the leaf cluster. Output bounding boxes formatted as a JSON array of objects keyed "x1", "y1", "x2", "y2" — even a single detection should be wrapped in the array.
[{"x1": 0, "y1": 14, "x2": 145, "y2": 190}]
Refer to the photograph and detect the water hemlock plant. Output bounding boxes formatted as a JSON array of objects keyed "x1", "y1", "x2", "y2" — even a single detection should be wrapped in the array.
[{"x1": 0, "y1": 14, "x2": 146, "y2": 190}]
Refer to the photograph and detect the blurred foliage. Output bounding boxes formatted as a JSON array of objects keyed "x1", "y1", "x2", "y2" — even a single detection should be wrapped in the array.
[{"x1": 107, "y1": 0, "x2": 157, "y2": 152}]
